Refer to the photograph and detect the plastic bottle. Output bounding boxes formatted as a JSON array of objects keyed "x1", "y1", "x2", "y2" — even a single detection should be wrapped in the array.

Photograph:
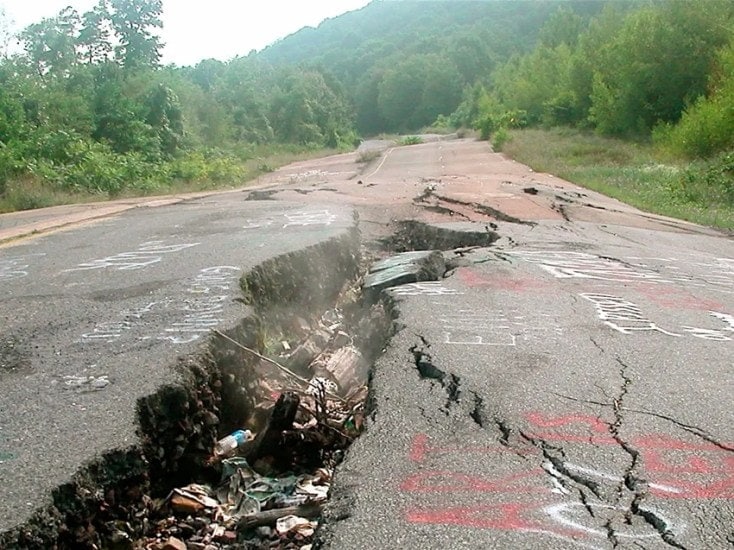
[{"x1": 213, "y1": 429, "x2": 251, "y2": 457}]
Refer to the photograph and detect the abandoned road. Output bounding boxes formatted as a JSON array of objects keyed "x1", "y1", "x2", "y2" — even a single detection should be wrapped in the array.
[
  {"x1": 0, "y1": 196, "x2": 356, "y2": 538},
  {"x1": 1, "y1": 137, "x2": 732, "y2": 549}
]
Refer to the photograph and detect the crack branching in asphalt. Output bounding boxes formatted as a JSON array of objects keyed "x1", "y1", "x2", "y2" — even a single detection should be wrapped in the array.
[
  {"x1": 520, "y1": 431, "x2": 604, "y2": 500},
  {"x1": 409, "y1": 339, "x2": 462, "y2": 413},
  {"x1": 413, "y1": 187, "x2": 535, "y2": 226},
  {"x1": 611, "y1": 358, "x2": 688, "y2": 550},
  {"x1": 550, "y1": 395, "x2": 734, "y2": 453}
]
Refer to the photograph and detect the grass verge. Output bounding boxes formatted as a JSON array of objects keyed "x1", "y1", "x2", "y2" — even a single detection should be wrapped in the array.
[
  {"x1": 0, "y1": 144, "x2": 346, "y2": 214},
  {"x1": 501, "y1": 128, "x2": 734, "y2": 230}
]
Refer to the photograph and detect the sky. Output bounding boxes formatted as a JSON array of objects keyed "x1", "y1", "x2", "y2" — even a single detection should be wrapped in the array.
[{"x1": 0, "y1": 0, "x2": 372, "y2": 66}]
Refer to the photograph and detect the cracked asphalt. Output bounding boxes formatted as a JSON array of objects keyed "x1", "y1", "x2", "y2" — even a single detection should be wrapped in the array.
[
  {"x1": 266, "y1": 140, "x2": 732, "y2": 549},
  {"x1": 1, "y1": 137, "x2": 732, "y2": 548},
  {"x1": 321, "y1": 225, "x2": 734, "y2": 548},
  {"x1": 0, "y1": 193, "x2": 356, "y2": 534}
]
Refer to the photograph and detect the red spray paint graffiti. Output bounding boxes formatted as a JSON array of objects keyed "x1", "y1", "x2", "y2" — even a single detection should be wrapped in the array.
[{"x1": 400, "y1": 411, "x2": 734, "y2": 541}]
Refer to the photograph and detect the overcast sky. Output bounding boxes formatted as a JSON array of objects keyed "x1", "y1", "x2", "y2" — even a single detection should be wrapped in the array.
[{"x1": 0, "y1": 0, "x2": 372, "y2": 66}]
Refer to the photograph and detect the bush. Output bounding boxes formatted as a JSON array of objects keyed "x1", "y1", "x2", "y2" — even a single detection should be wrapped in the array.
[
  {"x1": 492, "y1": 127, "x2": 510, "y2": 151},
  {"x1": 400, "y1": 135, "x2": 423, "y2": 146},
  {"x1": 654, "y1": 86, "x2": 734, "y2": 158},
  {"x1": 670, "y1": 150, "x2": 734, "y2": 206}
]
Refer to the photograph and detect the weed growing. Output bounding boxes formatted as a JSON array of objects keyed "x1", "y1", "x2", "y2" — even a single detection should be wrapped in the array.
[{"x1": 501, "y1": 128, "x2": 734, "y2": 230}]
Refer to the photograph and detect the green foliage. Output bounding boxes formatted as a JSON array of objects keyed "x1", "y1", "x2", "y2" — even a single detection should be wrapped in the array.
[
  {"x1": 588, "y1": 1, "x2": 732, "y2": 136},
  {"x1": 377, "y1": 54, "x2": 462, "y2": 132},
  {"x1": 110, "y1": 0, "x2": 163, "y2": 69},
  {"x1": 502, "y1": 128, "x2": 734, "y2": 229},
  {"x1": 654, "y1": 41, "x2": 734, "y2": 158},
  {"x1": 400, "y1": 136, "x2": 423, "y2": 146},
  {"x1": 6, "y1": 0, "x2": 734, "y2": 215},
  {"x1": 491, "y1": 127, "x2": 510, "y2": 151},
  {"x1": 670, "y1": 151, "x2": 734, "y2": 206}
]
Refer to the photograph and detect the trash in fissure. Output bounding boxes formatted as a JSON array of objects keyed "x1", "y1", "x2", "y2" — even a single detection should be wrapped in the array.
[{"x1": 140, "y1": 303, "x2": 373, "y2": 550}]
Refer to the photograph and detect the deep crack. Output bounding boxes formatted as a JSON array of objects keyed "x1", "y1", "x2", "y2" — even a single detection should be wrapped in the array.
[
  {"x1": 469, "y1": 392, "x2": 485, "y2": 427},
  {"x1": 494, "y1": 418, "x2": 512, "y2": 446},
  {"x1": 520, "y1": 431, "x2": 603, "y2": 499},
  {"x1": 408, "y1": 343, "x2": 462, "y2": 412}
]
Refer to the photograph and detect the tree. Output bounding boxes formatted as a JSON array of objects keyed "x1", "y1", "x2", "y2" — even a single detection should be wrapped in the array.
[
  {"x1": 21, "y1": 7, "x2": 80, "y2": 78},
  {"x1": 145, "y1": 83, "x2": 183, "y2": 156},
  {"x1": 78, "y1": 0, "x2": 113, "y2": 64},
  {"x1": 0, "y1": 7, "x2": 13, "y2": 59},
  {"x1": 377, "y1": 54, "x2": 462, "y2": 131},
  {"x1": 110, "y1": 0, "x2": 163, "y2": 69},
  {"x1": 589, "y1": 1, "x2": 733, "y2": 136}
]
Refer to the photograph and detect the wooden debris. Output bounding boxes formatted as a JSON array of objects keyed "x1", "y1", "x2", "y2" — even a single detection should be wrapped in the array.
[{"x1": 237, "y1": 503, "x2": 323, "y2": 530}]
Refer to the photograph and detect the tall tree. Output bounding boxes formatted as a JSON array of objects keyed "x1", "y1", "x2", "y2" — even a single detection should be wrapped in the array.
[
  {"x1": 0, "y1": 7, "x2": 13, "y2": 59},
  {"x1": 110, "y1": 0, "x2": 163, "y2": 69},
  {"x1": 78, "y1": 0, "x2": 113, "y2": 64},
  {"x1": 21, "y1": 7, "x2": 80, "y2": 78}
]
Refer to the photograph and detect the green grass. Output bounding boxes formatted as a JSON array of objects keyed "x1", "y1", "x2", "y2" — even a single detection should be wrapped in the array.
[
  {"x1": 501, "y1": 128, "x2": 734, "y2": 230},
  {"x1": 0, "y1": 144, "x2": 345, "y2": 214}
]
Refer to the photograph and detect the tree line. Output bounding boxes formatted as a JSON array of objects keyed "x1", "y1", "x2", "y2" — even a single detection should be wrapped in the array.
[
  {"x1": 0, "y1": 0, "x2": 355, "y2": 204},
  {"x1": 1, "y1": 0, "x2": 733, "y2": 209}
]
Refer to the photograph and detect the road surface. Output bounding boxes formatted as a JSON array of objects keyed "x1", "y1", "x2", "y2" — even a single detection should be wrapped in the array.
[{"x1": 1, "y1": 137, "x2": 732, "y2": 548}]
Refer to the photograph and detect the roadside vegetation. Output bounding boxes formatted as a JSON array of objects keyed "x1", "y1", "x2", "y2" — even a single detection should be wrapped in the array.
[
  {"x1": 2, "y1": 0, "x2": 733, "y2": 226},
  {"x1": 0, "y1": 1, "x2": 357, "y2": 212},
  {"x1": 502, "y1": 129, "x2": 734, "y2": 229},
  {"x1": 440, "y1": 0, "x2": 734, "y2": 230}
]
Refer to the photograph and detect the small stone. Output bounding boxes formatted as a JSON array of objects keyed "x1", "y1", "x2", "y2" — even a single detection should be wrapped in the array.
[
  {"x1": 213, "y1": 530, "x2": 237, "y2": 544},
  {"x1": 255, "y1": 526, "x2": 272, "y2": 538},
  {"x1": 201, "y1": 411, "x2": 219, "y2": 426},
  {"x1": 192, "y1": 517, "x2": 210, "y2": 530},
  {"x1": 159, "y1": 537, "x2": 187, "y2": 550}
]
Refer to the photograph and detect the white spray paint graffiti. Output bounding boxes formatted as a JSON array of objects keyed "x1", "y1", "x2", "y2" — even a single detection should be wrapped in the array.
[
  {"x1": 0, "y1": 254, "x2": 46, "y2": 281},
  {"x1": 283, "y1": 209, "x2": 338, "y2": 228},
  {"x1": 512, "y1": 251, "x2": 669, "y2": 283},
  {"x1": 389, "y1": 282, "x2": 463, "y2": 297},
  {"x1": 0, "y1": 258, "x2": 29, "y2": 281},
  {"x1": 440, "y1": 310, "x2": 518, "y2": 346},
  {"x1": 158, "y1": 266, "x2": 240, "y2": 344},
  {"x1": 683, "y1": 311, "x2": 734, "y2": 341},
  {"x1": 544, "y1": 502, "x2": 682, "y2": 541},
  {"x1": 65, "y1": 241, "x2": 199, "y2": 272},
  {"x1": 80, "y1": 301, "x2": 164, "y2": 343},
  {"x1": 580, "y1": 293, "x2": 682, "y2": 336},
  {"x1": 244, "y1": 209, "x2": 339, "y2": 230}
]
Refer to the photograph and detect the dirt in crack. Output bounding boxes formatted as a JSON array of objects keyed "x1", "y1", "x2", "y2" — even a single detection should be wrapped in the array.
[
  {"x1": 129, "y1": 237, "x2": 394, "y2": 549},
  {"x1": 0, "y1": 231, "x2": 395, "y2": 550},
  {"x1": 382, "y1": 220, "x2": 499, "y2": 252}
]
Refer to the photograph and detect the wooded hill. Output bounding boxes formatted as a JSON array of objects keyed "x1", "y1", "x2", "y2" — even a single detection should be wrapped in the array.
[{"x1": 1, "y1": 0, "x2": 733, "y2": 209}]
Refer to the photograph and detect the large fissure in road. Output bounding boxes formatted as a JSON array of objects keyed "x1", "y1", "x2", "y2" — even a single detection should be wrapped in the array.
[{"x1": 0, "y1": 218, "x2": 491, "y2": 549}]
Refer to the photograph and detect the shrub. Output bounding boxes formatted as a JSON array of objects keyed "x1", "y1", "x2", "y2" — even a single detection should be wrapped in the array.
[
  {"x1": 400, "y1": 135, "x2": 423, "y2": 146},
  {"x1": 670, "y1": 150, "x2": 734, "y2": 206},
  {"x1": 492, "y1": 127, "x2": 510, "y2": 151}
]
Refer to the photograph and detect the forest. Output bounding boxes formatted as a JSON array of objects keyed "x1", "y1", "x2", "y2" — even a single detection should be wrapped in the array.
[{"x1": 0, "y1": 0, "x2": 733, "y2": 212}]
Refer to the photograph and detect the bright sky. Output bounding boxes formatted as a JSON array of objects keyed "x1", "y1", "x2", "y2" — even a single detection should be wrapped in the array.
[{"x1": 0, "y1": 0, "x2": 372, "y2": 66}]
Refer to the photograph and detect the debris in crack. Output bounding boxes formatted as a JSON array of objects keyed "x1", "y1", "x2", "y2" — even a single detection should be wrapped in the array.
[
  {"x1": 245, "y1": 189, "x2": 279, "y2": 201},
  {"x1": 362, "y1": 250, "x2": 446, "y2": 299},
  {"x1": 381, "y1": 220, "x2": 499, "y2": 252},
  {"x1": 523, "y1": 187, "x2": 539, "y2": 195}
]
